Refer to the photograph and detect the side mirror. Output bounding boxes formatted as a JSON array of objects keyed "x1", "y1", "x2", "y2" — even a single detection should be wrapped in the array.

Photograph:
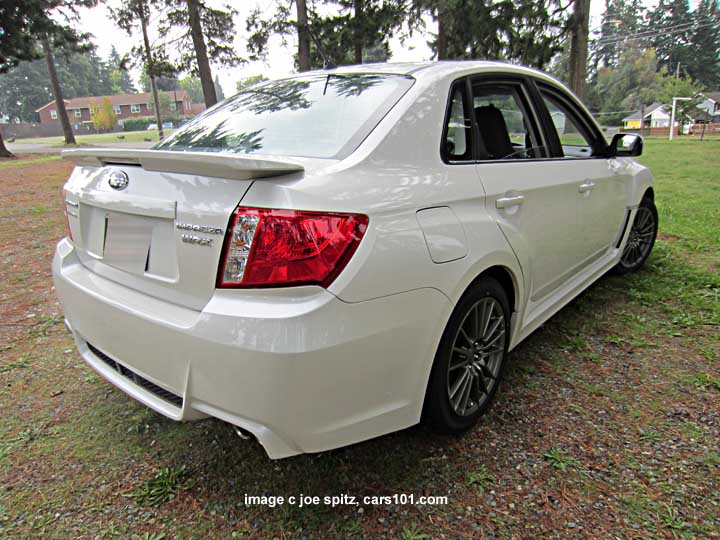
[{"x1": 610, "y1": 133, "x2": 643, "y2": 157}]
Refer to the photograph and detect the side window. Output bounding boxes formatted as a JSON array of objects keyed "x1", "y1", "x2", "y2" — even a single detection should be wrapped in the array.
[
  {"x1": 540, "y1": 92, "x2": 596, "y2": 158},
  {"x1": 443, "y1": 84, "x2": 472, "y2": 162},
  {"x1": 471, "y1": 83, "x2": 544, "y2": 160}
]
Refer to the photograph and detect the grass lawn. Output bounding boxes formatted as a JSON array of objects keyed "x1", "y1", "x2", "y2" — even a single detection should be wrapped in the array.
[
  {"x1": 0, "y1": 154, "x2": 61, "y2": 170},
  {"x1": 0, "y1": 138, "x2": 718, "y2": 539},
  {"x1": 11, "y1": 129, "x2": 170, "y2": 145}
]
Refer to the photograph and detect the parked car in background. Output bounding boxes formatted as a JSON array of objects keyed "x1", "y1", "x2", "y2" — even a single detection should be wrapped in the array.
[
  {"x1": 146, "y1": 123, "x2": 157, "y2": 130},
  {"x1": 54, "y1": 62, "x2": 657, "y2": 458}
]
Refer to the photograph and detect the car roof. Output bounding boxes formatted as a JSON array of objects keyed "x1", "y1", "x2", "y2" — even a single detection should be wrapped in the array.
[{"x1": 299, "y1": 60, "x2": 559, "y2": 82}]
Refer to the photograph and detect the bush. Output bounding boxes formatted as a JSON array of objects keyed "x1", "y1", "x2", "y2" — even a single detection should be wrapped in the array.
[{"x1": 123, "y1": 116, "x2": 185, "y2": 132}]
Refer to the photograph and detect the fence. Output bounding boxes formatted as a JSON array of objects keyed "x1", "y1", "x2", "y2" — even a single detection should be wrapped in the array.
[
  {"x1": 620, "y1": 123, "x2": 720, "y2": 137},
  {"x1": 0, "y1": 122, "x2": 118, "y2": 140}
]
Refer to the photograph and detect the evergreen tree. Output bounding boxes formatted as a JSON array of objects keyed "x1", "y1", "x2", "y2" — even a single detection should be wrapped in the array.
[
  {"x1": 108, "y1": 46, "x2": 136, "y2": 93},
  {"x1": 645, "y1": 0, "x2": 694, "y2": 75},
  {"x1": 593, "y1": 0, "x2": 644, "y2": 69},
  {"x1": 158, "y1": 0, "x2": 242, "y2": 106},
  {"x1": 0, "y1": 0, "x2": 96, "y2": 155},
  {"x1": 213, "y1": 74, "x2": 225, "y2": 101},
  {"x1": 687, "y1": 0, "x2": 720, "y2": 87}
]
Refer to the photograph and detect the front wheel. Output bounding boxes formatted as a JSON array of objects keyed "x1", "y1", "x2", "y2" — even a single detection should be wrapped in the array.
[
  {"x1": 425, "y1": 276, "x2": 510, "y2": 434},
  {"x1": 614, "y1": 196, "x2": 658, "y2": 274}
]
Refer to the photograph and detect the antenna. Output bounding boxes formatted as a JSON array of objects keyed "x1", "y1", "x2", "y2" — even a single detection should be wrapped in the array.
[{"x1": 304, "y1": 23, "x2": 337, "y2": 70}]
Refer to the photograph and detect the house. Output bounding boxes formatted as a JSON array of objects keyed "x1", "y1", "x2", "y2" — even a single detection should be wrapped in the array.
[
  {"x1": 35, "y1": 91, "x2": 196, "y2": 127},
  {"x1": 622, "y1": 102, "x2": 672, "y2": 130},
  {"x1": 696, "y1": 91, "x2": 720, "y2": 122}
]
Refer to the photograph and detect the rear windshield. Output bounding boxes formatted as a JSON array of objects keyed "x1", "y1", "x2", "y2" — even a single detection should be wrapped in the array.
[{"x1": 155, "y1": 73, "x2": 414, "y2": 159}]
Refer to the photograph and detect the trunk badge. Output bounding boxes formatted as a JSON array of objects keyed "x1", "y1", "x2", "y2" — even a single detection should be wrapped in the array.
[{"x1": 108, "y1": 170, "x2": 129, "y2": 190}]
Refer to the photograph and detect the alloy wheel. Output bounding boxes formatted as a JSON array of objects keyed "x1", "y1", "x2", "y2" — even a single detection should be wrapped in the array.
[
  {"x1": 447, "y1": 297, "x2": 506, "y2": 417},
  {"x1": 621, "y1": 206, "x2": 656, "y2": 268}
]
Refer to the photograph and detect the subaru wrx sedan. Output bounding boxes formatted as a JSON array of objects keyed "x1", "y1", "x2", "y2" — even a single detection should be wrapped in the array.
[{"x1": 54, "y1": 62, "x2": 657, "y2": 458}]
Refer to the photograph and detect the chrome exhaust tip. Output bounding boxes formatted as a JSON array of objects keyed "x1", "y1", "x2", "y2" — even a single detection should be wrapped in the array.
[{"x1": 233, "y1": 425, "x2": 253, "y2": 440}]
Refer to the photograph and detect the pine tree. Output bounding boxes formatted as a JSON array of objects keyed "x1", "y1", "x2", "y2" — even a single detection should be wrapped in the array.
[
  {"x1": 158, "y1": 0, "x2": 241, "y2": 106},
  {"x1": 108, "y1": 46, "x2": 136, "y2": 93},
  {"x1": 412, "y1": 0, "x2": 567, "y2": 69},
  {"x1": 645, "y1": 0, "x2": 693, "y2": 75},
  {"x1": 594, "y1": 0, "x2": 644, "y2": 69},
  {"x1": 687, "y1": 0, "x2": 720, "y2": 87},
  {"x1": 0, "y1": 0, "x2": 96, "y2": 156}
]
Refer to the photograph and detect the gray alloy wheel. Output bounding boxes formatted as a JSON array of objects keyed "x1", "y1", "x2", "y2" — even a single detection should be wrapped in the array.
[
  {"x1": 620, "y1": 206, "x2": 656, "y2": 268},
  {"x1": 614, "y1": 196, "x2": 658, "y2": 275},
  {"x1": 446, "y1": 297, "x2": 506, "y2": 417}
]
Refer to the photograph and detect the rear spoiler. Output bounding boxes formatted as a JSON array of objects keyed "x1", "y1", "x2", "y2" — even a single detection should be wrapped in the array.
[{"x1": 61, "y1": 149, "x2": 304, "y2": 180}]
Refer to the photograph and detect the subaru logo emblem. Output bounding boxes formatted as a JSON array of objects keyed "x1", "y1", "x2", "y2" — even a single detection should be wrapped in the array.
[{"x1": 108, "y1": 170, "x2": 129, "y2": 190}]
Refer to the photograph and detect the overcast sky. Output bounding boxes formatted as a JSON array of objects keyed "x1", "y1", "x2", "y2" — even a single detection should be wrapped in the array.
[{"x1": 78, "y1": 0, "x2": 671, "y2": 98}]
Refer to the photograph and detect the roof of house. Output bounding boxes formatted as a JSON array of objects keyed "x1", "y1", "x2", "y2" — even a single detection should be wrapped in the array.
[
  {"x1": 701, "y1": 91, "x2": 720, "y2": 103},
  {"x1": 189, "y1": 102, "x2": 207, "y2": 116},
  {"x1": 623, "y1": 102, "x2": 666, "y2": 122},
  {"x1": 35, "y1": 91, "x2": 190, "y2": 112}
]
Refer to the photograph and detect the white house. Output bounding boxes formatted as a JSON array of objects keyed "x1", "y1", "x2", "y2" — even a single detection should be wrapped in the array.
[{"x1": 696, "y1": 92, "x2": 720, "y2": 122}]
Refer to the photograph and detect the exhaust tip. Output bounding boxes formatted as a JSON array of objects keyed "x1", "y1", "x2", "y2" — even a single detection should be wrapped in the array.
[{"x1": 233, "y1": 425, "x2": 253, "y2": 440}]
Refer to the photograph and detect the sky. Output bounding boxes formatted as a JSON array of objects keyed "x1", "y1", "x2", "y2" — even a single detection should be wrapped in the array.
[{"x1": 77, "y1": 0, "x2": 672, "y2": 99}]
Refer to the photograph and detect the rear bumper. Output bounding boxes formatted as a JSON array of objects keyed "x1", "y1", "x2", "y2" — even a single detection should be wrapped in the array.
[{"x1": 53, "y1": 239, "x2": 451, "y2": 458}]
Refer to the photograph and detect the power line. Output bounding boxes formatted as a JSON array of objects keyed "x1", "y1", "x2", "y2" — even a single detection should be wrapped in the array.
[{"x1": 592, "y1": 18, "x2": 719, "y2": 47}]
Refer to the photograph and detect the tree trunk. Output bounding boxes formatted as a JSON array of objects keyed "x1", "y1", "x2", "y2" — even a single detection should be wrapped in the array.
[
  {"x1": 436, "y1": 6, "x2": 448, "y2": 60},
  {"x1": 43, "y1": 37, "x2": 76, "y2": 145},
  {"x1": 139, "y1": 9, "x2": 165, "y2": 140},
  {"x1": 353, "y1": 0, "x2": 363, "y2": 65},
  {"x1": 186, "y1": 0, "x2": 217, "y2": 107},
  {"x1": 0, "y1": 132, "x2": 14, "y2": 159},
  {"x1": 568, "y1": 0, "x2": 590, "y2": 99},
  {"x1": 296, "y1": 0, "x2": 311, "y2": 72}
]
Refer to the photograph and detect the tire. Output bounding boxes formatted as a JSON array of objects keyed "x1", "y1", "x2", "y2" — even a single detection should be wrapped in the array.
[
  {"x1": 425, "y1": 276, "x2": 510, "y2": 434},
  {"x1": 613, "y1": 196, "x2": 658, "y2": 275}
]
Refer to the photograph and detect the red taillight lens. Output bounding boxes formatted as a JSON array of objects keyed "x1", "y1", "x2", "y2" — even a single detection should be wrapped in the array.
[
  {"x1": 61, "y1": 188, "x2": 73, "y2": 241},
  {"x1": 218, "y1": 207, "x2": 368, "y2": 288}
]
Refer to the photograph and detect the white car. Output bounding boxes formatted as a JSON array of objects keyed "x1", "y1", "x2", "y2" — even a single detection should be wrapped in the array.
[{"x1": 53, "y1": 62, "x2": 657, "y2": 458}]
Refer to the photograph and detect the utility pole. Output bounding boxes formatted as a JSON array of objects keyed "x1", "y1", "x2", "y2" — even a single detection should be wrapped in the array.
[
  {"x1": 640, "y1": 103, "x2": 645, "y2": 136},
  {"x1": 669, "y1": 96, "x2": 690, "y2": 140}
]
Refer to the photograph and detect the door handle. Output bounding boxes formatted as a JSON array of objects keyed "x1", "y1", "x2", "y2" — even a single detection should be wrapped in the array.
[
  {"x1": 496, "y1": 194, "x2": 525, "y2": 209},
  {"x1": 578, "y1": 181, "x2": 596, "y2": 193}
]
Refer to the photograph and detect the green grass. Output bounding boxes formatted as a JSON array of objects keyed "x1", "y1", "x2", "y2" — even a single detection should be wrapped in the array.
[
  {"x1": 12, "y1": 129, "x2": 171, "y2": 145},
  {"x1": 124, "y1": 466, "x2": 191, "y2": 507},
  {"x1": 0, "y1": 154, "x2": 61, "y2": 169}
]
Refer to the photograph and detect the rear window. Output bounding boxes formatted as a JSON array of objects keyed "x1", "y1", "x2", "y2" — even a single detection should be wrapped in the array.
[{"x1": 155, "y1": 73, "x2": 414, "y2": 159}]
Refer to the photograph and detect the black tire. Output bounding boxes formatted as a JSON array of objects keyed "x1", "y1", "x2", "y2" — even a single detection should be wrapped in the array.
[
  {"x1": 613, "y1": 196, "x2": 658, "y2": 275},
  {"x1": 425, "y1": 276, "x2": 510, "y2": 434}
]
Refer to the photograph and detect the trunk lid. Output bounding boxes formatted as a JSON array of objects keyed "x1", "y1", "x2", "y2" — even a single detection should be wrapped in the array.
[{"x1": 61, "y1": 149, "x2": 305, "y2": 311}]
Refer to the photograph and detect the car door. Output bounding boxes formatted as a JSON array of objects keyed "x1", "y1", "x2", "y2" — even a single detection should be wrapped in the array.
[
  {"x1": 534, "y1": 83, "x2": 627, "y2": 268},
  {"x1": 467, "y1": 76, "x2": 586, "y2": 307}
]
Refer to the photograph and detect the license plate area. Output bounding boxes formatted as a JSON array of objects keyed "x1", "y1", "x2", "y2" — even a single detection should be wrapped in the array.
[
  {"x1": 78, "y1": 204, "x2": 179, "y2": 281},
  {"x1": 104, "y1": 212, "x2": 154, "y2": 274}
]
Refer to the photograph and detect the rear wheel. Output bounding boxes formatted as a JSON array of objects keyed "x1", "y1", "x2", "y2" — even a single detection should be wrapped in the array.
[
  {"x1": 614, "y1": 196, "x2": 658, "y2": 274},
  {"x1": 425, "y1": 276, "x2": 510, "y2": 433}
]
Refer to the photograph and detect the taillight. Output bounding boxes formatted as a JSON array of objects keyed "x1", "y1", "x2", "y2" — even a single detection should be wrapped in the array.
[
  {"x1": 218, "y1": 207, "x2": 368, "y2": 288},
  {"x1": 61, "y1": 188, "x2": 73, "y2": 241}
]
